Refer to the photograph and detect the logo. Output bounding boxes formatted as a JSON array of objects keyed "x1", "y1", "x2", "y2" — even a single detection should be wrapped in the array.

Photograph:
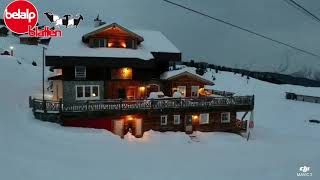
[
  {"x1": 3, "y1": 0, "x2": 38, "y2": 34},
  {"x1": 297, "y1": 166, "x2": 312, "y2": 177},
  {"x1": 3, "y1": 0, "x2": 63, "y2": 37}
]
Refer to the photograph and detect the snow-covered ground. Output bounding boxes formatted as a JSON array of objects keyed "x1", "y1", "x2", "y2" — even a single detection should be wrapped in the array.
[{"x1": 0, "y1": 55, "x2": 319, "y2": 180}]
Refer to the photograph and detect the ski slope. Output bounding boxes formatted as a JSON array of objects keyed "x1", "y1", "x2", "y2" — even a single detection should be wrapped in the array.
[{"x1": 0, "y1": 57, "x2": 319, "y2": 180}]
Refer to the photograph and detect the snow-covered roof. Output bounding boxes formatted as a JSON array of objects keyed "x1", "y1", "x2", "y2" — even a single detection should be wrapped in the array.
[
  {"x1": 47, "y1": 24, "x2": 180, "y2": 60},
  {"x1": 0, "y1": 25, "x2": 8, "y2": 29},
  {"x1": 161, "y1": 68, "x2": 214, "y2": 85},
  {"x1": 132, "y1": 29, "x2": 180, "y2": 53}
]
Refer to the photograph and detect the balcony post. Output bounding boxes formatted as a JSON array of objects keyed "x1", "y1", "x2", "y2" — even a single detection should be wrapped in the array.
[
  {"x1": 43, "y1": 100, "x2": 47, "y2": 113},
  {"x1": 59, "y1": 99, "x2": 63, "y2": 113}
]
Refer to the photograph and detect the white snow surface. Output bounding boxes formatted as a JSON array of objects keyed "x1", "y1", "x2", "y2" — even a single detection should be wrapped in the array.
[
  {"x1": 0, "y1": 58, "x2": 319, "y2": 180},
  {"x1": 47, "y1": 26, "x2": 180, "y2": 60}
]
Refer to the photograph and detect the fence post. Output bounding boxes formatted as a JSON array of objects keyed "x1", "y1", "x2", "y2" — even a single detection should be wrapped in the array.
[
  {"x1": 120, "y1": 99, "x2": 123, "y2": 112},
  {"x1": 43, "y1": 100, "x2": 47, "y2": 113},
  {"x1": 86, "y1": 100, "x2": 89, "y2": 112},
  {"x1": 59, "y1": 99, "x2": 63, "y2": 113},
  {"x1": 29, "y1": 96, "x2": 32, "y2": 108},
  {"x1": 32, "y1": 98, "x2": 35, "y2": 113}
]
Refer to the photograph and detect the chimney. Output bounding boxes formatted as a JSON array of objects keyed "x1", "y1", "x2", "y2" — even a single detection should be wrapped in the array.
[{"x1": 94, "y1": 14, "x2": 101, "y2": 27}]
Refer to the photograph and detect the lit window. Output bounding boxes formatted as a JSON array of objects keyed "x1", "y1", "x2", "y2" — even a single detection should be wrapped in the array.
[
  {"x1": 111, "y1": 67, "x2": 133, "y2": 80},
  {"x1": 177, "y1": 86, "x2": 186, "y2": 97},
  {"x1": 107, "y1": 39, "x2": 128, "y2": 48},
  {"x1": 173, "y1": 115, "x2": 180, "y2": 125},
  {"x1": 191, "y1": 86, "x2": 199, "y2": 97},
  {"x1": 75, "y1": 85, "x2": 100, "y2": 100},
  {"x1": 160, "y1": 115, "x2": 167, "y2": 126},
  {"x1": 221, "y1": 112, "x2": 231, "y2": 123},
  {"x1": 75, "y1": 66, "x2": 86, "y2": 79},
  {"x1": 200, "y1": 113, "x2": 209, "y2": 124}
]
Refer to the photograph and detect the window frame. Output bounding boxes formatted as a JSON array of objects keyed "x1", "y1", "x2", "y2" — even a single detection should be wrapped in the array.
[
  {"x1": 160, "y1": 115, "x2": 168, "y2": 126},
  {"x1": 199, "y1": 113, "x2": 209, "y2": 124},
  {"x1": 75, "y1": 66, "x2": 86, "y2": 79},
  {"x1": 191, "y1": 86, "x2": 200, "y2": 97},
  {"x1": 75, "y1": 85, "x2": 100, "y2": 100},
  {"x1": 93, "y1": 38, "x2": 106, "y2": 48},
  {"x1": 173, "y1": 115, "x2": 181, "y2": 125},
  {"x1": 177, "y1": 86, "x2": 186, "y2": 97},
  {"x1": 221, "y1": 112, "x2": 231, "y2": 123}
]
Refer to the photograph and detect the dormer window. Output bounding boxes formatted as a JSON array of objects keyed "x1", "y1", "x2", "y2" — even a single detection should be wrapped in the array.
[
  {"x1": 107, "y1": 39, "x2": 129, "y2": 48},
  {"x1": 93, "y1": 38, "x2": 106, "y2": 48},
  {"x1": 83, "y1": 23, "x2": 143, "y2": 50}
]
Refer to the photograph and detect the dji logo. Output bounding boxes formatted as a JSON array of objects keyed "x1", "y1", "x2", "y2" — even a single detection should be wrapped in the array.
[{"x1": 297, "y1": 166, "x2": 312, "y2": 177}]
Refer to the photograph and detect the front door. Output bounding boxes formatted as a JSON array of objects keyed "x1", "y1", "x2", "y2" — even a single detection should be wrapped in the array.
[{"x1": 185, "y1": 115, "x2": 193, "y2": 134}]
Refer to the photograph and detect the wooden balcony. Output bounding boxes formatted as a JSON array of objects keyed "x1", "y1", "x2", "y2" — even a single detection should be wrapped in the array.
[{"x1": 29, "y1": 96, "x2": 254, "y2": 119}]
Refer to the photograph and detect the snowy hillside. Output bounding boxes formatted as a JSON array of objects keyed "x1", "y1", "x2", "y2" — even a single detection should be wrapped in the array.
[
  {"x1": 2, "y1": 0, "x2": 320, "y2": 80},
  {"x1": 0, "y1": 56, "x2": 319, "y2": 180}
]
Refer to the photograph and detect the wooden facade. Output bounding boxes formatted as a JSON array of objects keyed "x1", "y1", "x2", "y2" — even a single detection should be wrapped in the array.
[
  {"x1": 30, "y1": 96, "x2": 254, "y2": 137},
  {"x1": 42, "y1": 22, "x2": 254, "y2": 137},
  {"x1": 20, "y1": 37, "x2": 39, "y2": 45}
]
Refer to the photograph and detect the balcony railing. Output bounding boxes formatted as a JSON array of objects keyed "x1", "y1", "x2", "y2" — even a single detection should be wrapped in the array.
[{"x1": 29, "y1": 96, "x2": 254, "y2": 114}]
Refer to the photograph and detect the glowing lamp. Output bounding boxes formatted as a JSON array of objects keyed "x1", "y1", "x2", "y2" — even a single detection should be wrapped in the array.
[
  {"x1": 92, "y1": 93, "x2": 96, "y2": 97},
  {"x1": 127, "y1": 115, "x2": 134, "y2": 121},
  {"x1": 192, "y1": 115, "x2": 199, "y2": 120},
  {"x1": 120, "y1": 42, "x2": 127, "y2": 48},
  {"x1": 108, "y1": 42, "x2": 113, "y2": 47},
  {"x1": 10, "y1": 46, "x2": 14, "y2": 50},
  {"x1": 139, "y1": 86, "x2": 146, "y2": 91}
]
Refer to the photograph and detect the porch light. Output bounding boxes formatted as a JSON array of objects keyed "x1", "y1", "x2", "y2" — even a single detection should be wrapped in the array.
[
  {"x1": 192, "y1": 115, "x2": 199, "y2": 120},
  {"x1": 10, "y1": 46, "x2": 14, "y2": 56},
  {"x1": 139, "y1": 86, "x2": 146, "y2": 91},
  {"x1": 127, "y1": 115, "x2": 134, "y2": 121}
]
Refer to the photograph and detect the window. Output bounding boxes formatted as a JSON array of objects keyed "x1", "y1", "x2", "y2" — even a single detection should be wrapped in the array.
[
  {"x1": 221, "y1": 112, "x2": 231, "y2": 123},
  {"x1": 200, "y1": 113, "x2": 209, "y2": 124},
  {"x1": 75, "y1": 85, "x2": 100, "y2": 100},
  {"x1": 160, "y1": 115, "x2": 167, "y2": 125},
  {"x1": 93, "y1": 38, "x2": 106, "y2": 47},
  {"x1": 111, "y1": 68, "x2": 133, "y2": 80},
  {"x1": 76, "y1": 86, "x2": 83, "y2": 98},
  {"x1": 191, "y1": 86, "x2": 199, "y2": 97},
  {"x1": 177, "y1": 86, "x2": 186, "y2": 97},
  {"x1": 173, "y1": 115, "x2": 180, "y2": 125},
  {"x1": 75, "y1": 66, "x2": 86, "y2": 79}
]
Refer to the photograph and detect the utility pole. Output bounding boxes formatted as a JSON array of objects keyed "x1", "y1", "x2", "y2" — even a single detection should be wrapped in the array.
[{"x1": 42, "y1": 47, "x2": 46, "y2": 103}]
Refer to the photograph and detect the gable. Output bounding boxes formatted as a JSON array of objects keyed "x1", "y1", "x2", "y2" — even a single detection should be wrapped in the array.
[
  {"x1": 166, "y1": 72, "x2": 214, "y2": 85},
  {"x1": 82, "y1": 23, "x2": 144, "y2": 43}
]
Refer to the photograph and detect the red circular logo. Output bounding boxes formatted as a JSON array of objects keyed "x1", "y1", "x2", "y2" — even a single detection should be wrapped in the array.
[{"x1": 3, "y1": 0, "x2": 38, "y2": 34}]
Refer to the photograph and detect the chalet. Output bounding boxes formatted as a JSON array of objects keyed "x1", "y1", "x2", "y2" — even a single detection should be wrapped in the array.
[
  {"x1": 286, "y1": 92, "x2": 320, "y2": 104},
  {"x1": 30, "y1": 22, "x2": 254, "y2": 138},
  {"x1": 19, "y1": 34, "x2": 39, "y2": 45}
]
